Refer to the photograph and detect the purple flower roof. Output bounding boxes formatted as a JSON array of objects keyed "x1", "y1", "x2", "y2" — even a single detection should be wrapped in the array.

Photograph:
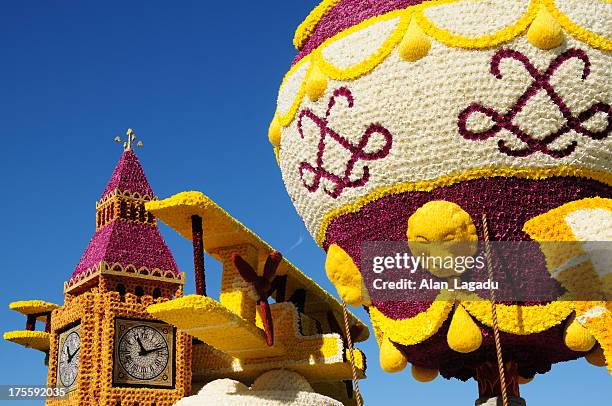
[
  {"x1": 100, "y1": 150, "x2": 155, "y2": 200},
  {"x1": 71, "y1": 150, "x2": 179, "y2": 280},
  {"x1": 71, "y1": 219, "x2": 179, "y2": 278}
]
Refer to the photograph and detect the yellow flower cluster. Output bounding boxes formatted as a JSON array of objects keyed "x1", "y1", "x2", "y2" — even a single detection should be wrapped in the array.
[
  {"x1": 3, "y1": 330, "x2": 50, "y2": 352},
  {"x1": 462, "y1": 300, "x2": 573, "y2": 335},
  {"x1": 369, "y1": 292, "x2": 454, "y2": 346},
  {"x1": 9, "y1": 300, "x2": 60, "y2": 315},
  {"x1": 574, "y1": 301, "x2": 612, "y2": 374}
]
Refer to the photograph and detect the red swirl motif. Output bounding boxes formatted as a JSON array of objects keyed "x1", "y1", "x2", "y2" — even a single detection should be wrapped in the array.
[
  {"x1": 458, "y1": 48, "x2": 610, "y2": 158},
  {"x1": 297, "y1": 87, "x2": 393, "y2": 198}
]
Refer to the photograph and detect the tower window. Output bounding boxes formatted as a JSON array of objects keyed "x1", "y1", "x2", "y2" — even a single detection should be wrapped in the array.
[
  {"x1": 138, "y1": 204, "x2": 146, "y2": 222},
  {"x1": 116, "y1": 284, "x2": 126, "y2": 298},
  {"x1": 120, "y1": 200, "x2": 128, "y2": 217},
  {"x1": 152, "y1": 288, "x2": 162, "y2": 299},
  {"x1": 135, "y1": 286, "x2": 144, "y2": 297}
]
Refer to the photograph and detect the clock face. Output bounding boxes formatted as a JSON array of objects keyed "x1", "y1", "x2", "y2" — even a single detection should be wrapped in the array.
[
  {"x1": 57, "y1": 325, "x2": 80, "y2": 391},
  {"x1": 118, "y1": 325, "x2": 169, "y2": 380},
  {"x1": 113, "y1": 319, "x2": 174, "y2": 387}
]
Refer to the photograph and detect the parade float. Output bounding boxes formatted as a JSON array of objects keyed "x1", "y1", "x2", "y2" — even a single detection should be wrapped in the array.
[
  {"x1": 268, "y1": 0, "x2": 611, "y2": 405},
  {"x1": 3, "y1": 1, "x2": 611, "y2": 405},
  {"x1": 5, "y1": 131, "x2": 368, "y2": 405}
]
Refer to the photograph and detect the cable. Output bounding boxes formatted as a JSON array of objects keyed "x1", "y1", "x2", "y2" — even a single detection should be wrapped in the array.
[
  {"x1": 341, "y1": 301, "x2": 363, "y2": 406},
  {"x1": 482, "y1": 214, "x2": 509, "y2": 406}
]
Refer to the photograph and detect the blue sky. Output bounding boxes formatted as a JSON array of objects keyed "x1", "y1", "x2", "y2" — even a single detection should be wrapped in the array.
[{"x1": 0, "y1": 1, "x2": 610, "y2": 404}]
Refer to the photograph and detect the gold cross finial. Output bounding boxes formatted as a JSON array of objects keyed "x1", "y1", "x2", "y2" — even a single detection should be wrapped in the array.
[{"x1": 114, "y1": 128, "x2": 144, "y2": 151}]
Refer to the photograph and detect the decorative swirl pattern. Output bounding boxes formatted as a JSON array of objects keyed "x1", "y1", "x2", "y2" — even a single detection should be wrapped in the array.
[
  {"x1": 297, "y1": 87, "x2": 393, "y2": 198},
  {"x1": 458, "y1": 48, "x2": 611, "y2": 158}
]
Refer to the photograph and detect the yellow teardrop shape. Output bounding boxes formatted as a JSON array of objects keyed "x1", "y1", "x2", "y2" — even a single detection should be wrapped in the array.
[
  {"x1": 268, "y1": 115, "x2": 281, "y2": 147},
  {"x1": 564, "y1": 314, "x2": 596, "y2": 352},
  {"x1": 411, "y1": 365, "x2": 438, "y2": 382},
  {"x1": 380, "y1": 336, "x2": 408, "y2": 373},
  {"x1": 398, "y1": 17, "x2": 431, "y2": 62},
  {"x1": 527, "y1": 5, "x2": 564, "y2": 50},
  {"x1": 585, "y1": 346, "x2": 607, "y2": 367},
  {"x1": 447, "y1": 305, "x2": 483, "y2": 353},
  {"x1": 305, "y1": 65, "x2": 328, "y2": 102},
  {"x1": 325, "y1": 244, "x2": 370, "y2": 306}
]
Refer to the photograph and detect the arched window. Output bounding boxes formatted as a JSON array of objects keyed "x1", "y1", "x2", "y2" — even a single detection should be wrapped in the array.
[{"x1": 152, "y1": 288, "x2": 162, "y2": 299}]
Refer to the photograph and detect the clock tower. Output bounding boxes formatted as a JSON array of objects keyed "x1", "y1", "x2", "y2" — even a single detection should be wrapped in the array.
[{"x1": 47, "y1": 132, "x2": 191, "y2": 406}]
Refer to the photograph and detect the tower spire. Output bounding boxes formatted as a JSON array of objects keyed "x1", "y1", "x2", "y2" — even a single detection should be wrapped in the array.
[
  {"x1": 66, "y1": 139, "x2": 181, "y2": 293},
  {"x1": 114, "y1": 128, "x2": 143, "y2": 151}
]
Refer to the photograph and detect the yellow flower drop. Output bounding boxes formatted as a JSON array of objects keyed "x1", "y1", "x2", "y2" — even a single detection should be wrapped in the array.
[
  {"x1": 411, "y1": 365, "x2": 438, "y2": 382},
  {"x1": 585, "y1": 346, "x2": 606, "y2": 367},
  {"x1": 379, "y1": 336, "x2": 408, "y2": 373},
  {"x1": 447, "y1": 305, "x2": 483, "y2": 353},
  {"x1": 527, "y1": 5, "x2": 564, "y2": 49},
  {"x1": 564, "y1": 314, "x2": 596, "y2": 352},
  {"x1": 325, "y1": 244, "x2": 369, "y2": 306},
  {"x1": 398, "y1": 17, "x2": 431, "y2": 62},
  {"x1": 268, "y1": 115, "x2": 281, "y2": 148},
  {"x1": 305, "y1": 64, "x2": 328, "y2": 102}
]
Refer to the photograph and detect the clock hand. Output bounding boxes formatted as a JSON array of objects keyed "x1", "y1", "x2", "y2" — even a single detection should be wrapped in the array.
[
  {"x1": 141, "y1": 346, "x2": 166, "y2": 355},
  {"x1": 135, "y1": 336, "x2": 147, "y2": 355}
]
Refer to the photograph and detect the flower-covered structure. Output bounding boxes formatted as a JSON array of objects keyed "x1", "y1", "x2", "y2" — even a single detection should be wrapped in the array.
[
  {"x1": 5, "y1": 142, "x2": 371, "y2": 406},
  {"x1": 65, "y1": 149, "x2": 183, "y2": 292},
  {"x1": 270, "y1": 0, "x2": 611, "y2": 402}
]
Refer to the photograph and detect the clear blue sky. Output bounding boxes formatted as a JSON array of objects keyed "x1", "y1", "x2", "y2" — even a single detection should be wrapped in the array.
[{"x1": 0, "y1": 1, "x2": 609, "y2": 405}]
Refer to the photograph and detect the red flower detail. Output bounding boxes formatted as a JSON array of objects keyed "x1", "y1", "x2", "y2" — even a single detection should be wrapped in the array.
[
  {"x1": 232, "y1": 251, "x2": 282, "y2": 346},
  {"x1": 458, "y1": 48, "x2": 610, "y2": 158},
  {"x1": 297, "y1": 87, "x2": 393, "y2": 198}
]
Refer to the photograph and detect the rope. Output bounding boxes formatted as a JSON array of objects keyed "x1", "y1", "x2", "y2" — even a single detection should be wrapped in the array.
[
  {"x1": 341, "y1": 301, "x2": 363, "y2": 406},
  {"x1": 482, "y1": 214, "x2": 509, "y2": 406}
]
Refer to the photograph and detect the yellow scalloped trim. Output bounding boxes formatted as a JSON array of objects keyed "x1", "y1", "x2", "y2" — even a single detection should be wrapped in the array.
[
  {"x1": 461, "y1": 299, "x2": 573, "y2": 335},
  {"x1": 414, "y1": 1, "x2": 538, "y2": 49},
  {"x1": 369, "y1": 292, "x2": 454, "y2": 346},
  {"x1": 277, "y1": 57, "x2": 313, "y2": 127},
  {"x1": 315, "y1": 166, "x2": 611, "y2": 245},
  {"x1": 315, "y1": 10, "x2": 410, "y2": 80},
  {"x1": 546, "y1": 0, "x2": 612, "y2": 51},
  {"x1": 371, "y1": 295, "x2": 573, "y2": 346},
  {"x1": 293, "y1": 0, "x2": 342, "y2": 50},
  {"x1": 275, "y1": 0, "x2": 611, "y2": 131}
]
